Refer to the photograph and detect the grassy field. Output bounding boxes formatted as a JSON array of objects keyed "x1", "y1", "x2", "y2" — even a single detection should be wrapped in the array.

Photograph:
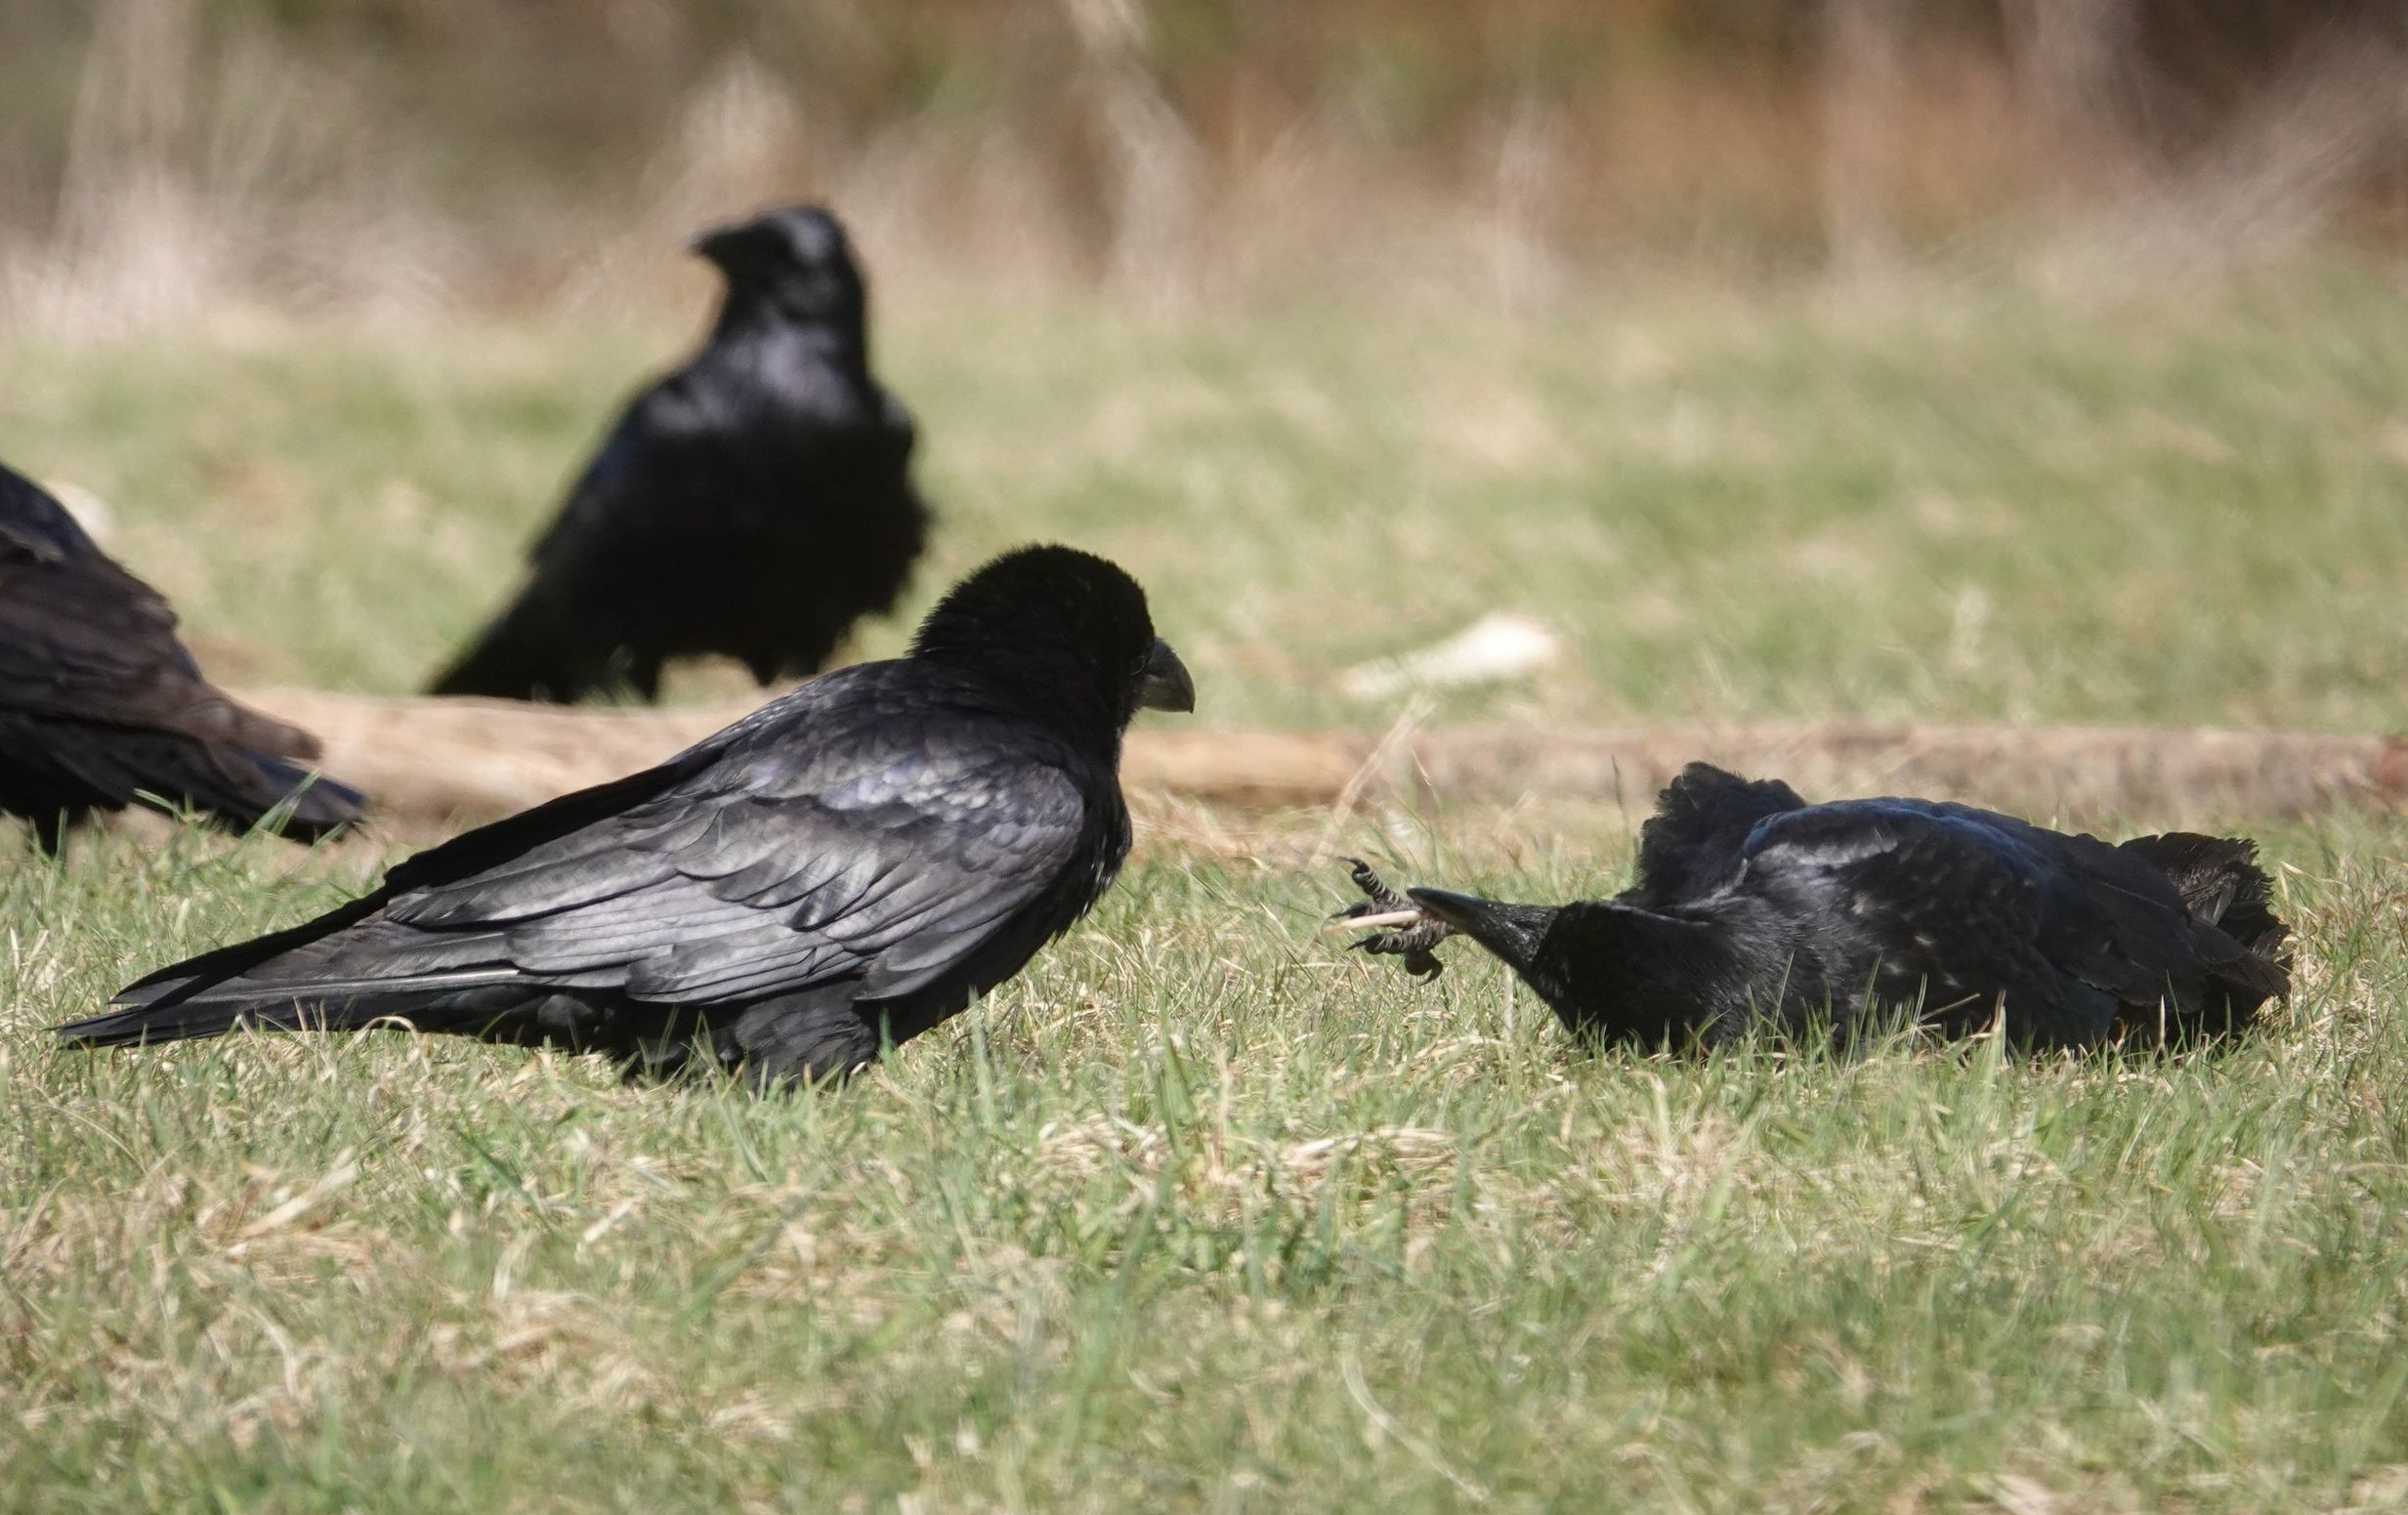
[
  {"x1": 2, "y1": 264, "x2": 2406, "y2": 728},
  {"x1": 5, "y1": 264, "x2": 2408, "y2": 1510}
]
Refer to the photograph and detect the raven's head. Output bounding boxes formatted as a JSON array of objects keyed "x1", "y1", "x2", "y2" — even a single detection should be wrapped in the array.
[
  {"x1": 693, "y1": 205, "x2": 866, "y2": 330},
  {"x1": 1407, "y1": 891, "x2": 1732, "y2": 1048},
  {"x1": 911, "y1": 545, "x2": 1194, "y2": 756},
  {"x1": 1406, "y1": 890, "x2": 1561, "y2": 984},
  {"x1": 0, "y1": 461, "x2": 103, "y2": 566}
]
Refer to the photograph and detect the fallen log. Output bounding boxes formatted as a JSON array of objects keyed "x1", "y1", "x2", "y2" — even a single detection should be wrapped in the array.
[{"x1": 239, "y1": 687, "x2": 2408, "y2": 827}]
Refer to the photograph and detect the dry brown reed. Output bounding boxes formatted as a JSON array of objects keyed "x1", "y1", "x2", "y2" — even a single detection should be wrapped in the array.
[{"x1": 0, "y1": 0, "x2": 2399, "y2": 330}]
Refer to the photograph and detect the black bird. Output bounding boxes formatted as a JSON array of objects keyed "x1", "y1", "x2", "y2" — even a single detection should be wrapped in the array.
[
  {"x1": 63, "y1": 545, "x2": 1194, "y2": 1087},
  {"x1": 0, "y1": 460, "x2": 362, "y2": 853},
  {"x1": 431, "y1": 205, "x2": 931, "y2": 703},
  {"x1": 1338, "y1": 763, "x2": 2289, "y2": 1051}
]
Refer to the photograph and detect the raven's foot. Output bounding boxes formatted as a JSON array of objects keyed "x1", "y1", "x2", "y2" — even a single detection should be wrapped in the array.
[{"x1": 1331, "y1": 858, "x2": 1451, "y2": 981}]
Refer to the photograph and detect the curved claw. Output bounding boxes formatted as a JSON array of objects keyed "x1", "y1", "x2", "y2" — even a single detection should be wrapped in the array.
[
  {"x1": 1349, "y1": 933, "x2": 1447, "y2": 981},
  {"x1": 1334, "y1": 857, "x2": 1453, "y2": 981},
  {"x1": 1343, "y1": 857, "x2": 1415, "y2": 914}
]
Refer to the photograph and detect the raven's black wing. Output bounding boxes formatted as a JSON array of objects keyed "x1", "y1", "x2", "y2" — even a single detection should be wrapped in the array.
[
  {"x1": 0, "y1": 464, "x2": 102, "y2": 564},
  {"x1": 530, "y1": 350, "x2": 915, "y2": 570},
  {"x1": 0, "y1": 465, "x2": 191, "y2": 725},
  {"x1": 427, "y1": 373, "x2": 747, "y2": 700},
  {"x1": 0, "y1": 463, "x2": 361, "y2": 837},
  {"x1": 1739, "y1": 799, "x2": 2274, "y2": 1043},
  {"x1": 64, "y1": 662, "x2": 1108, "y2": 1045},
  {"x1": 431, "y1": 348, "x2": 920, "y2": 700},
  {"x1": 528, "y1": 369, "x2": 758, "y2": 565}
]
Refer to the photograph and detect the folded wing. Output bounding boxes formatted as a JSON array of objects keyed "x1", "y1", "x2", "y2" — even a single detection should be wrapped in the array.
[
  {"x1": 0, "y1": 464, "x2": 361, "y2": 839},
  {"x1": 1741, "y1": 798, "x2": 2285, "y2": 1041},
  {"x1": 63, "y1": 667, "x2": 1096, "y2": 1045}
]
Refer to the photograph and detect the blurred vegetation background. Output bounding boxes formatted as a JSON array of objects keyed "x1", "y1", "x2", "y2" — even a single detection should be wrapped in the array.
[
  {"x1": 12, "y1": 17, "x2": 2408, "y2": 1511},
  {"x1": 1, "y1": 0, "x2": 2403, "y2": 329},
  {"x1": 2, "y1": 1, "x2": 2405, "y2": 730}
]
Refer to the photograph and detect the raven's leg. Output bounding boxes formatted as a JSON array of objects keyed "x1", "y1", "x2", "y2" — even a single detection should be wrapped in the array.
[
  {"x1": 716, "y1": 988, "x2": 884, "y2": 1091},
  {"x1": 30, "y1": 805, "x2": 78, "y2": 857},
  {"x1": 620, "y1": 1008, "x2": 719, "y2": 1082},
  {"x1": 627, "y1": 652, "x2": 665, "y2": 703},
  {"x1": 1332, "y1": 859, "x2": 1453, "y2": 980}
]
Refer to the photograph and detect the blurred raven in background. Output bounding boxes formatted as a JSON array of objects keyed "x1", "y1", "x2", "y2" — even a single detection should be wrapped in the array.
[
  {"x1": 0, "y1": 461, "x2": 363, "y2": 853},
  {"x1": 431, "y1": 204, "x2": 931, "y2": 703},
  {"x1": 65, "y1": 545, "x2": 1194, "y2": 1087},
  {"x1": 1340, "y1": 762, "x2": 2289, "y2": 1051}
]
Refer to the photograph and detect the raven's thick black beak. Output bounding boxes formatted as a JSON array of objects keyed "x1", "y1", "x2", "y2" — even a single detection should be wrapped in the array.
[
  {"x1": 1406, "y1": 888, "x2": 1492, "y2": 933},
  {"x1": 690, "y1": 222, "x2": 762, "y2": 266},
  {"x1": 1137, "y1": 638, "x2": 1196, "y2": 713},
  {"x1": 1408, "y1": 887, "x2": 1550, "y2": 969}
]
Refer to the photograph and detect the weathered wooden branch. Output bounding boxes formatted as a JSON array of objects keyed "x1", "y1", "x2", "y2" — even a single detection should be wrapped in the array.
[{"x1": 239, "y1": 687, "x2": 2408, "y2": 828}]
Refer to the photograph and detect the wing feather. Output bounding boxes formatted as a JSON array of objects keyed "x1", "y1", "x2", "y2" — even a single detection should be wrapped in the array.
[
  {"x1": 94, "y1": 662, "x2": 1105, "y2": 1041},
  {"x1": 267, "y1": 667, "x2": 1092, "y2": 1015}
]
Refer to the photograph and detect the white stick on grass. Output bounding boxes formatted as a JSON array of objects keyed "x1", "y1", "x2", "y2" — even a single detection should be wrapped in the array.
[{"x1": 1322, "y1": 910, "x2": 1425, "y2": 934}]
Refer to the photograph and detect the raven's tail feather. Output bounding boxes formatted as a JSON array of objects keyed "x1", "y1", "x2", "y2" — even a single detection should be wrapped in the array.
[
  {"x1": 2119, "y1": 831, "x2": 2292, "y2": 1037},
  {"x1": 61, "y1": 973, "x2": 636, "y2": 1060},
  {"x1": 59, "y1": 967, "x2": 532, "y2": 1049},
  {"x1": 238, "y1": 754, "x2": 366, "y2": 840},
  {"x1": 22, "y1": 716, "x2": 364, "y2": 841},
  {"x1": 142, "y1": 741, "x2": 362, "y2": 841},
  {"x1": 53, "y1": 994, "x2": 425, "y2": 1048},
  {"x1": 429, "y1": 581, "x2": 607, "y2": 703},
  {"x1": 2119, "y1": 832, "x2": 2290, "y2": 958}
]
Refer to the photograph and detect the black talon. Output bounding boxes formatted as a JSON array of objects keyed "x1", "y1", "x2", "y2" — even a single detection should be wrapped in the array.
[
  {"x1": 1343, "y1": 857, "x2": 1416, "y2": 914},
  {"x1": 1335, "y1": 858, "x2": 1452, "y2": 980}
]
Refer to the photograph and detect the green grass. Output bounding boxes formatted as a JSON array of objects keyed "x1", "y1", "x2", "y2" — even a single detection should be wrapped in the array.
[
  {"x1": 6, "y1": 265, "x2": 2408, "y2": 1510},
  {"x1": 7, "y1": 818, "x2": 2408, "y2": 1512},
  {"x1": 2, "y1": 265, "x2": 2405, "y2": 726}
]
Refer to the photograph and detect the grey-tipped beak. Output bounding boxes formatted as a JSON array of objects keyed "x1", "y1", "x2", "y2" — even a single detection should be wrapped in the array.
[
  {"x1": 1405, "y1": 888, "x2": 1489, "y2": 932},
  {"x1": 690, "y1": 223, "x2": 758, "y2": 265},
  {"x1": 1407, "y1": 887, "x2": 1552, "y2": 969},
  {"x1": 1137, "y1": 638, "x2": 1196, "y2": 713}
]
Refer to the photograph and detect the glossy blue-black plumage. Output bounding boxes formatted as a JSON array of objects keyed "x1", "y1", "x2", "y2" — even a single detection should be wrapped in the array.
[
  {"x1": 432, "y1": 205, "x2": 929, "y2": 702},
  {"x1": 0, "y1": 460, "x2": 362, "y2": 851},
  {"x1": 63, "y1": 546, "x2": 1189, "y2": 1086},
  {"x1": 1356, "y1": 763, "x2": 2289, "y2": 1051}
]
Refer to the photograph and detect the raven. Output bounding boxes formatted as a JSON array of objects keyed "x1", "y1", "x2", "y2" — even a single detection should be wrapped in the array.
[
  {"x1": 431, "y1": 205, "x2": 931, "y2": 703},
  {"x1": 63, "y1": 545, "x2": 1194, "y2": 1087},
  {"x1": 0, "y1": 460, "x2": 362, "y2": 853},
  {"x1": 1337, "y1": 762, "x2": 2289, "y2": 1051}
]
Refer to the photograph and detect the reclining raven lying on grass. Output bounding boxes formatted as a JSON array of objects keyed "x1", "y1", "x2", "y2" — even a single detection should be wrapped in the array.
[
  {"x1": 431, "y1": 204, "x2": 930, "y2": 703},
  {"x1": 1337, "y1": 763, "x2": 2289, "y2": 1051},
  {"x1": 62, "y1": 545, "x2": 1194, "y2": 1087},
  {"x1": 0, "y1": 459, "x2": 362, "y2": 853}
]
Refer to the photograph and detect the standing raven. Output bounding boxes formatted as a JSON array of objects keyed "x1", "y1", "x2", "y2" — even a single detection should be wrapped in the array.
[
  {"x1": 63, "y1": 545, "x2": 1194, "y2": 1087},
  {"x1": 1337, "y1": 763, "x2": 2289, "y2": 1051},
  {"x1": 0, "y1": 460, "x2": 362, "y2": 853},
  {"x1": 431, "y1": 205, "x2": 931, "y2": 703}
]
